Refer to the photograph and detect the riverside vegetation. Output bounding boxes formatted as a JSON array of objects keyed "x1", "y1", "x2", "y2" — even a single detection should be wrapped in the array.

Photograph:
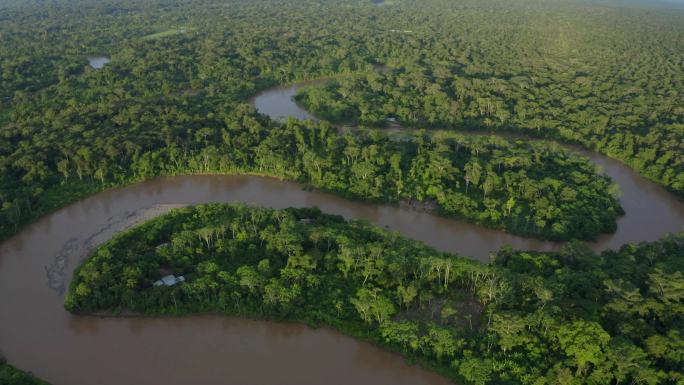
[
  {"x1": 3, "y1": 0, "x2": 684, "y2": 240},
  {"x1": 0, "y1": 358, "x2": 48, "y2": 385},
  {"x1": 0, "y1": 114, "x2": 624, "y2": 241},
  {"x1": 1, "y1": 0, "x2": 683, "y2": 383},
  {"x1": 66, "y1": 204, "x2": 684, "y2": 385},
  {"x1": 5, "y1": 0, "x2": 682, "y2": 194}
]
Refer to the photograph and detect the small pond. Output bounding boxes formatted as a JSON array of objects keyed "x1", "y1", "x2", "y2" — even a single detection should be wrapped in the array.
[{"x1": 87, "y1": 56, "x2": 110, "y2": 69}]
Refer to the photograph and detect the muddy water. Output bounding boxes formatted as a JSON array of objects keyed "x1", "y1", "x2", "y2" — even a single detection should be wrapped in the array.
[
  {"x1": 0, "y1": 176, "x2": 455, "y2": 385},
  {"x1": 568, "y1": 145, "x2": 684, "y2": 250},
  {"x1": 250, "y1": 80, "x2": 684, "y2": 252},
  {"x1": 1, "y1": 81, "x2": 683, "y2": 385},
  {"x1": 249, "y1": 80, "x2": 324, "y2": 122},
  {"x1": 1, "y1": 172, "x2": 682, "y2": 385}
]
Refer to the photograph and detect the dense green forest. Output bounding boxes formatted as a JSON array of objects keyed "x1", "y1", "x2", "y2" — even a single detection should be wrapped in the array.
[
  {"x1": 293, "y1": 0, "x2": 684, "y2": 197},
  {"x1": 0, "y1": 108, "x2": 624, "y2": 240},
  {"x1": 1, "y1": 0, "x2": 682, "y2": 242},
  {"x1": 1, "y1": 0, "x2": 683, "y2": 382},
  {"x1": 66, "y1": 204, "x2": 684, "y2": 385}
]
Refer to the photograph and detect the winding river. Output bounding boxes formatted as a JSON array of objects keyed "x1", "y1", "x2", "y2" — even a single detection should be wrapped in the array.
[
  {"x1": 0, "y1": 81, "x2": 682, "y2": 385},
  {"x1": 249, "y1": 78, "x2": 684, "y2": 255}
]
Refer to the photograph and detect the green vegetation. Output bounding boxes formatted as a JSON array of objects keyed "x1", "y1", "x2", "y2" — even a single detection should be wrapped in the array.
[
  {"x1": 0, "y1": 109, "x2": 622, "y2": 241},
  {"x1": 141, "y1": 27, "x2": 194, "y2": 40},
  {"x1": 294, "y1": 64, "x2": 684, "y2": 197},
  {"x1": 66, "y1": 204, "x2": 684, "y2": 385},
  {"x1": 0, "y1": 359, "x2": 49, "y2": 385},
  {"x1": 2, "y1": 0, "x2": 682, "y2": 243},
  {"x1": 1, "y1": 0, "x2": 683, "y2": 381},
  {"x1": 0, "y1": 106, "x2": 11, "y2": 125}
]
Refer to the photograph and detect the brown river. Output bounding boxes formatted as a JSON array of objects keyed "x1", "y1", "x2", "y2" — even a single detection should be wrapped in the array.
[{"x1": 0, "y1": 81, "x2": 682, "y2": 385}]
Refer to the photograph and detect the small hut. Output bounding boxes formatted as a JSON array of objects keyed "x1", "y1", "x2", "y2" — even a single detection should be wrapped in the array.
[{"x1": 154, "y1": 275, "x2": 185, "y2": 287}]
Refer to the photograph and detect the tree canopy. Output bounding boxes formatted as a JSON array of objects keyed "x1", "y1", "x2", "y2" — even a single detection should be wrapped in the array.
[
  {"x1": 66, "y1": 204, "x2": 684, "y2": 385},
  {"x1": 2, "y1": 0, "x2": 682, "y2": 241},
  {"x1": 0, "y1": 358, "x2": 48, "y2": 385},
  {"x1": 1, "y1": 0, "x2": 683, "y2": 382}
]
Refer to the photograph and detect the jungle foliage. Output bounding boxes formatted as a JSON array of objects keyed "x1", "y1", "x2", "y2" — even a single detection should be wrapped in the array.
[
  {"x1": 3, "y1": 0, "x2": 682, "y2": 241},
  {"x1": 0, "y1": 88, "x2": 622, "y2": 240},
  {"x1": 66, "y1": 204, "x2": 684, "y2": 385},
  {"x1": 2, "y1": 0, "x2": 683, "y2": 382},
  {"x1": 0, "y1": 358, "x2": 49, "y2": 385}
]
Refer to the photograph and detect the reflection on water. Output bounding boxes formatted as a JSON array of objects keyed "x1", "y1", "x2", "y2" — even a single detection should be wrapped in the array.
[
  {"x1": 87, "y1": 56, "x2": 110, "y2": 69},
  {"x1": 249, "y1": 80, "x2": 325, "y2": 122}
]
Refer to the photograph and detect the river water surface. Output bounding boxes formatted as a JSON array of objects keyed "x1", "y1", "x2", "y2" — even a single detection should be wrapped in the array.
[
  {"x1": 0, "y1": 81, "x2": 682, "y2": 385},
  {"x1": 249, "y1": 79, "x2": 684, "y2": 254}
]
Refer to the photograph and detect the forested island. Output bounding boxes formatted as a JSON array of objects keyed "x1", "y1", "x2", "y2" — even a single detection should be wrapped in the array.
[
  {"x1": 1, "y1": 0, "x2": 683, "y2": 383},
  {"x1": 66, "y1": 204, "x2": 684, "y2": 385}
]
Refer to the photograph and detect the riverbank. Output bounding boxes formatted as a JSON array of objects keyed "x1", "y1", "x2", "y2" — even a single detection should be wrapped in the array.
[
  {"x1": 0, "y1": 74, "x2": 682, "y2": 385},
  {"x1": 0, "y1": 125, "x2": 625, "y2": 244},
  {"x1": 65, "y1": 203, "x2": 684, "y2": 385},
  {"x1": 0, "y1": 359, "x2": 49, "y2": 385}
]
